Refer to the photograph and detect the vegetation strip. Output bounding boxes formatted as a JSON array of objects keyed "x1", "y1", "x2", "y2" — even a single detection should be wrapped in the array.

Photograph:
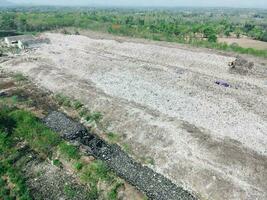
[
  {"x1": 44, "y1": 111, "x2": 197, "y2": 200},
  {"x1": 0, "y1": 8, "x2": 266, "y2": 57}
]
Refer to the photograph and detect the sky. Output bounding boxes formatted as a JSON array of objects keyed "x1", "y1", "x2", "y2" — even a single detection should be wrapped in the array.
[{"x1": 9, "y1": 0, "x2": 267, "y2": 8}]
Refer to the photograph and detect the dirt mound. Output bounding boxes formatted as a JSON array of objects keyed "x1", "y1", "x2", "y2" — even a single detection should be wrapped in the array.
[{"x1": 228, "y1": 56, "x2": 254, "y2": 75}]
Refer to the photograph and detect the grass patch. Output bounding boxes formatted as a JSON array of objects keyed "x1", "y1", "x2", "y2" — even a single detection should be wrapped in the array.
[
  {"x1": 80, "y1": 160, "x2": 111, "y2": 199},
  {"x1": 107, "y1": 182, "x2": 123, "y2": 200},
  {"x1": 73, "y1": 162, "x2": 84, "y2": 171},
  {"x1": 10, "y1": 110, "x2": 61, "y2": 157},
  {"x1": 81, "y1": 160, "x2": 110, "y2": 184},
  {"x1": 141, "y1": 156, "x2": 155, "y2": 166},
  {"x1": 72, "y1": 100, "x2": 83, "y2": 110},
  {"x1": 13, "y1": 73, "x2": 27, "y2": 82},
  {"x1": 55, "y1": 94, "x2": 84, "y2": 110},
  {"x1": 59, "y1": 142, "x2": 80, "y2": 160},
  {"x1": 122, "y1": 143, "x2": 132, "y2": 154},
  {"x1": 0, "y1": 108, "x2": 32, "y2": 199},
  {"x1": 52, "y1": 159, "x2": 63, "y2": 168},
  {"x1": 106, "y1": 132, "x2": 120, "y2": 144},
  {"x1": 85, "y1": 112, "x2": 102, "y2": 123},
  {"x1": 64, "y1": 185, "x2": 77, "y2": 198}
]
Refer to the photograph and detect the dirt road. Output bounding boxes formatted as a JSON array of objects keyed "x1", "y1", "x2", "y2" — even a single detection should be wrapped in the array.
[{"x1": 2, "y1": 33, "x2": 267, "y2": 200}]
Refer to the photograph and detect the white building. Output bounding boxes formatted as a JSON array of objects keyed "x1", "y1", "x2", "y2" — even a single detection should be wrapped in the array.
[
  {"x1": 4, "y1": 35, "x2": 35, "y2": 47},
  {"x1": 4, "y1": 35, "x2": 50, "y2": 49}
]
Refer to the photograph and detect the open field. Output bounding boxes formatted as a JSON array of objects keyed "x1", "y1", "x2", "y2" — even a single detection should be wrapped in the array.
[
  {"x1": 1, "y1": 32, "x2": 267, "y2": 200},
  {"x1": 219, "y1": 37, "x2": 267, "y2": 50}
]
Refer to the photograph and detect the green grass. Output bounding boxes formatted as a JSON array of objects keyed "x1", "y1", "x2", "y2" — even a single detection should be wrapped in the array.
[
  {"x1": 73, "y1": 162, "x2": 84, "y2": 171},
  {"x1": 85, "y1": 112, "x2": 102, "y2": 123},
  {"x1": 55, "y1": 94, "x2": 84, "y2": 110},
  {"x1": 107, "y1": 27, "x2": 267, "y2": 58},
  {"x1": 80, "y1": 160, "x2": 113, "y2": 199},
  {"x1": 80, "y1": 160, "x2": 110, "y2": 184},
  {"x1": 52, "y1": 159, "x2": 63, "y2": 168},
  {"x1": 0, "y1": 109, "x2": 32, "y2": 199},
  {"x1": 64, "y1": 185, "x2": 77, "y2": 198},
  {"x1": 141, "y1": 156, "x2": 155, "y2": 166},
  {"x1": 107, "y1": 182, "x2": 123, "y2": 200},
  {"x1": 106, "y1": 132, "x2": 120, "y2": 144},
  {"x1": 10, "y1": 110, "x2": 61, "y2": 157},
  {"x1": 122, "y1": 143, "x2": 132, "y2": 154},
  {"x1": 13, "y1": 73, "x2": 27, "y2": 82},
  {"x1": 72, "y1": 100, "x2": 83, "y2": 110},
  {"x1": 0, "y1": 97, "x2": 129, "y2": 199},
  {"x1": 59, "y1": 142, "x2": 80, "y2": 160}
]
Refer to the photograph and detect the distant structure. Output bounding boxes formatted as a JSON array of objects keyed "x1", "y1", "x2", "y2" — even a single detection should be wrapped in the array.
[{"x1": 4, "y1": 35, "x2": 50, "y2": 49}]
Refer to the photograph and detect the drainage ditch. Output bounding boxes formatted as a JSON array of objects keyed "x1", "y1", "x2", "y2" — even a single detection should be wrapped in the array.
[{"x1": 44, "y1": 111, "x2": 197, "y2": 200}]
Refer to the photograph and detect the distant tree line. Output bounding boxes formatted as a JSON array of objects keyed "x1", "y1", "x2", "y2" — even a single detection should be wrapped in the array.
[
  {"x1": 0, "y1": 8, "x2": 266, "y2": 42},
  {"x1": 0, "y1": 8, "x2": 266, "y2": 57}
]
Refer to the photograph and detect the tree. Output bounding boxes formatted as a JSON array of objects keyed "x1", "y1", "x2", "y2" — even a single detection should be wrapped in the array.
[
  {"x1": 260, "y1": 31, "x2": 267, "y2": 42},
  {"x1": 203, "y1": 27, "x2": 217, "y2": 43}
]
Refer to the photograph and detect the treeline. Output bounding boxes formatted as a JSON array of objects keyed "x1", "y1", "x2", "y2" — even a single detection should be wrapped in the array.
[
  {"x1": 0, "y1": 8, "x2": 266, "y2": 57},
  {"x1": 0, "y1": 8, "x2": 266, "y2": 42}
]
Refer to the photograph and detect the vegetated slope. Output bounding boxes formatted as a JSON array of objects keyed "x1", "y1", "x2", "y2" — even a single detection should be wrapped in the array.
[
  {"x1": 2, "y1": 33, "x2": 267, "y2": 200},
  {"x1": 0, "y1": 71, "x2": 146, "y2": 200}
]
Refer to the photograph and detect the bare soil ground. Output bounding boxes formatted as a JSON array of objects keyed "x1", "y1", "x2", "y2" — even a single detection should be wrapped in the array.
[
  {"x1": 1, "y1": 33, "x2": 267, "y2": 200},
  {"x1": 218, "y1": 37, "x2": 267, "y2": 50}
]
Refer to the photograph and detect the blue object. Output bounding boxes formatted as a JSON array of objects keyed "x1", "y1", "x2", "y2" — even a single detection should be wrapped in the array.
[{"x1": 215, "y1": 80, "x2": 230, "y2": 87}]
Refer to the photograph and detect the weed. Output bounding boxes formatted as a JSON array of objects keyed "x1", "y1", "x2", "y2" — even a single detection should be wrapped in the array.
[
  {"x1": 107, "y1": 182, "x2": 123, "y2": 200},
  {"x1": 106, "y1": 132, "x2": 120, "y2": 144},
  {"x1": 11, "y1": 95, "x2": 18, "y2": 104},
  {"x1": 122, "y1": 143, "x2": 132, "y2": 154},
  {"x1": 141, "y1": 156, "x2": 155, "y2": 165},
  {"x1": 72, "y1": 100, "x2": 83, "y2": 110},
  {"x1": 86, "y1": 184, "x2": 98, "y2": 200},
  {"x1": 81, "y1": 160, "x2": 109, "y2": 184},
  {"x1": 85, "y1": 112, "x2": 102, "y2": 123},
  {"x1": 64, "y1": 185, "x2": 76, "y2": 198},
  {"x1": 52, "y1": 159, "x2": 62, "y2": 168},
  {"x1": 10, "y1": 110, "x2": 61, "y2": 157},
  {"x1": 73, "y1": 162, "x2": 83, "y2": 171},
  {"x1": 55, "y1": 94, "x2": 71, "y2": 107},
  {"x1": 14, "y1": 73, "x2": 27, "y2": 82},
  {"x1": 79, "y1": 108, "x2": 88, "y2": 117},
  {"x1": 59, "y1": 142, "x2": 80, "y2": 160}
]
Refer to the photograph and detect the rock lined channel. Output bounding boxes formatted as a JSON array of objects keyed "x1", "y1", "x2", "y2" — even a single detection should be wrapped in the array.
[{"x1": 44, "y1": 111, "x2": 197, "y2": 200}]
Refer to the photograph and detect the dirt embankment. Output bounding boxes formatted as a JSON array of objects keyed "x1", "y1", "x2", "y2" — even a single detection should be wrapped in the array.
[{"x1": 1, "y1": 33, "x2": 267, "y2": 200}]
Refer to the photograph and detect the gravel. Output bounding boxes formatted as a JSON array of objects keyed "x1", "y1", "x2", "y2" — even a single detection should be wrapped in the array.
[
  {"x1": 44, "y1": 111, "x2": 197, "y2": 200},
  {"x1": 44, "y1": 111, "x2": 87, "y2": 140},
  {"x1": 3, "y1": 33, "x2": 267, "y2": 199}
]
